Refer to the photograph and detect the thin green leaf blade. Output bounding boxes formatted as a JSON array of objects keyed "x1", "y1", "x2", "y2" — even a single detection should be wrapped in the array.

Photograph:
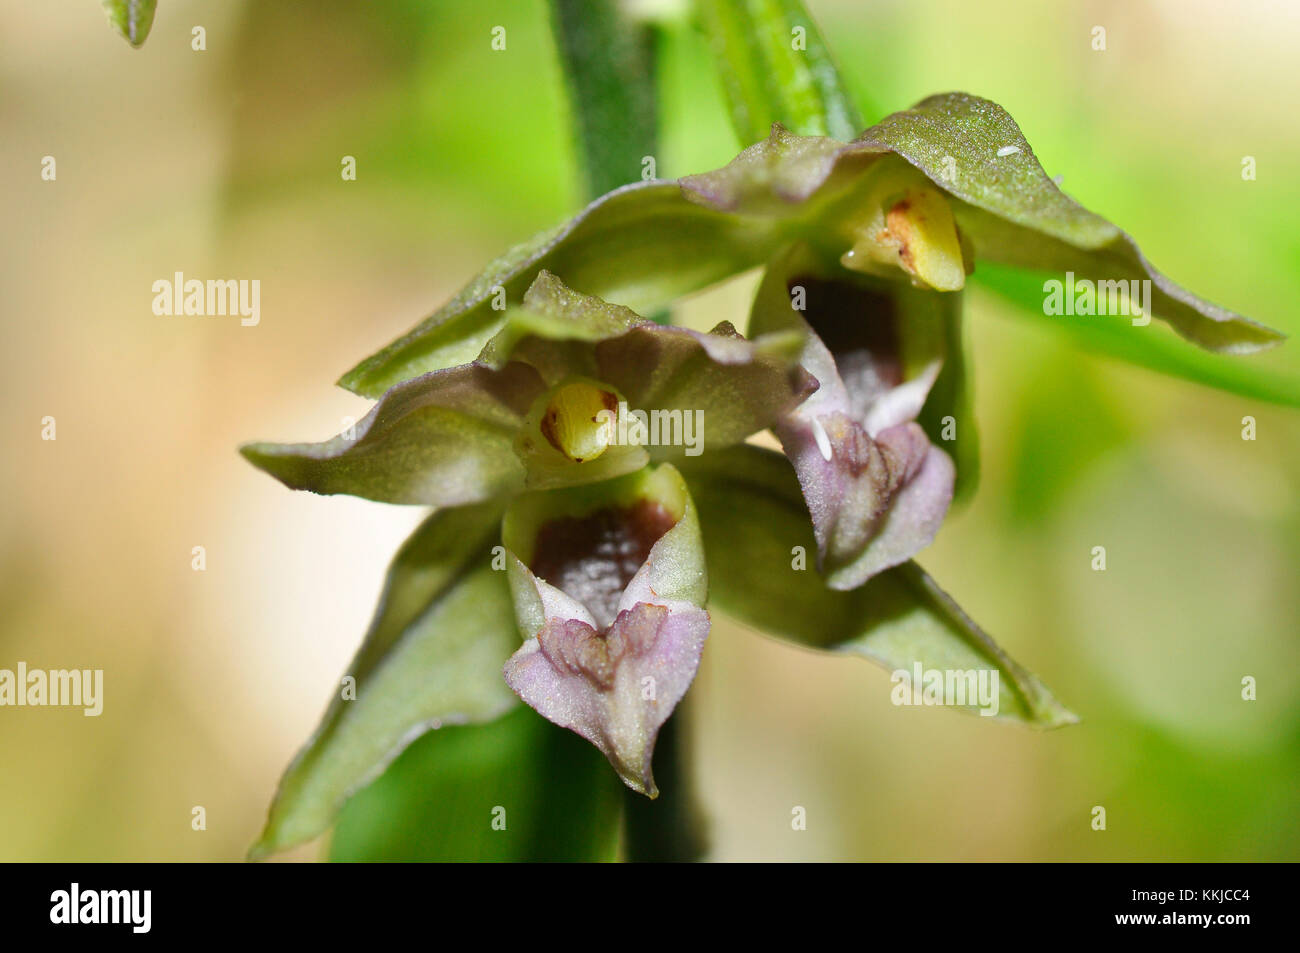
[
  {"x1": 698, "y1": 0, "x2": 862, "y2": 143},
  {"x1": 975, "y1": 262, "x2": 1300, "y2": 408}
]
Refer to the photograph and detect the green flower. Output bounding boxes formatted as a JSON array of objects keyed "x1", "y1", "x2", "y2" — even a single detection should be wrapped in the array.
[
  {"x1": 339, "y1": 92, "x2": 1279, "y2": 405},
  {"x1": 243, "y1": 91, "x2": 1282, "y2": 859},
  {"x1": 242, "y1": 271, "x2": 813, "y2": 504}
]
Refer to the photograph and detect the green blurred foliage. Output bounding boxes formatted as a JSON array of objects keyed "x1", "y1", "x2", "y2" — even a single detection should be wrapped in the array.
[{"x1": 330, "y1": 706, "x2": 623, "y2": 862}]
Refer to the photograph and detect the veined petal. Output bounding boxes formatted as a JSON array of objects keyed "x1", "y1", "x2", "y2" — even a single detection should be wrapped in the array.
[
  {"x1": 501, "y1": 465, "x2": 709, "y2": 796},
  {"x1": 832, "y1": 430, "x2": 955, "y2": 588},
  {"x1": 778, "y1": 410, "x2": 953, "y2": 589},
  {"x1": 505, "y1": 603, "x2": 709, "y2": 798},
  {"x1": 490, "y1": 272, "x2": 817, "y2": 460},
  {"x1": 750, "y1": 246, "x2": 956, "y2": 587}
]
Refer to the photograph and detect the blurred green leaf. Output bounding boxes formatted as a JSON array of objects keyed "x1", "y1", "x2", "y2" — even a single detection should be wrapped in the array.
[
  {"x1": 549, "y1": 0, "x2": 659, "y2": 198},
  {"x1": 697, "y1": 0, "x2": 862, "y2": 144},
  {"x1": 680, "y1": 445, "x2": 1076, "y2": 726},
  {"x1": 250, "y1": 502, "x2": 518, "y2": 859},
  {"x1": 977, "y1": 263, "x2": 1300, "y2": 408},
  {"x1": 1005, "y1": 343, "x2": 1134, "y2": 524},
  {"x1": 330, "y1": 705, "x2": 623, "y2": 862},
  {"x1": 101, "y1": 0, "x2": 156, "y2": 48}
]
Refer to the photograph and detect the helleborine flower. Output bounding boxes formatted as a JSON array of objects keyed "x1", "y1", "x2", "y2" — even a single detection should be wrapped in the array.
[
  {"x1": 324, "y1": 92, "x2": 1279, "y2": 589},
  {"x1": 242, "y1": 89, "x2": 1280, "y2": 858},
  {"x1": 749, "y1": 243, "x2": 957, "y2": 588},
  {"x1": 500, "y1": 464, "x2": 709, "y2": 797},
  {"x1": 676, "y1": 95, "x2": 1281, "y2": 356},
  {"x1": 241, "y1": 271, "x2": 814, "y2": 505},
  {"x1": 338, "y1": 92, "x2": 1280, "y2": 406}
]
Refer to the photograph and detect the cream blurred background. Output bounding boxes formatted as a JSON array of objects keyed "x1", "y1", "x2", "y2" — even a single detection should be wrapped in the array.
[{"x1": 0, "y1": 0, "x2": 1296, "y2": 861}]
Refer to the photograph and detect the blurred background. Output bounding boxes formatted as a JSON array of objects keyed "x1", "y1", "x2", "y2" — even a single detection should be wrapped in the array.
[{"x1": 1, "y1": 0, "x2": 1296, "y2": 861}]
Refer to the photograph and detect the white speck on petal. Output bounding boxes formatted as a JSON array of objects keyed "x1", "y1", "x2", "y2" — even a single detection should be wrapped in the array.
[
  {"x1": 810, "y1": 417, "x2": 833, "y2": 461},
  {"x1": 997, "y1": 145, "x2": 1021, "y2": 157}
]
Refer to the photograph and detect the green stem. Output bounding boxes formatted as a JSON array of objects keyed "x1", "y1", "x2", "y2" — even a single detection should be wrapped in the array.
[
  {"x1": 621, "y1": 702, "x2": 707, "y2": 862},
  {"x1": 549, "y1": 0, "x2": 660, "y2": 199},
  {"x1": 548, "y1": 2, "x2": 702, "y2": 857},
  {"x1": 697, "y1": 0, "x2": 862, "y2": 143}
]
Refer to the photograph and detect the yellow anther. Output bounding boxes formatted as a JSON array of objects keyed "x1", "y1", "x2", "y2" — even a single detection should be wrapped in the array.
[
  {"x1": 839, "y1": 167, "x2": 967, "y2": 291},
  {"x1": 539, "y1": 381, "x2": 619, "y2": 463}
]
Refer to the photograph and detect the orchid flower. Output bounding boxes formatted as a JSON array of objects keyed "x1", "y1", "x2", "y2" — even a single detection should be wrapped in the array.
[
  {"x1": 243, "y1": 270, "x2": 812, "y2": 504},
  {"x1": 501, "y1": 465, "x2": 709, "y2": 797},
  {"x1": 243, "y1": 74, "x2": 1282, "y2": 858},
  {"x1": 316, "y1": 93, "x2": 1279, "y2": 591}
]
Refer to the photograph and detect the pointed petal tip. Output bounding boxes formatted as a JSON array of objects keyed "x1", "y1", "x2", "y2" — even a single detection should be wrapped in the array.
[
  {"x1": 619, "y1": 772, "x2": 660, "y2": 799},
  {"x1": 1034, "y1": 703, "x2": 1080, "y2": 730},
  {"x1": 238, "y1": 441, "x2": 269, "y2": 463},
  {"x1": 238, "y1": 441, "x2": 312, "y2": 492}
]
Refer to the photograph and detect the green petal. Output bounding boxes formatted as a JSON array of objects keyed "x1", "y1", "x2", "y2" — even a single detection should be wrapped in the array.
[
  {"x1": 329, "y1": 705, "x2": 623, "y2": 862},
  {"x1": 476, "y1": 269, "x2": 642, "y2": 376},
  {"x1": 488, "y1": 272, "x2": 816, "y2": 454},
  {"x1": 250, "y1": 502, "x2": 518, "y2": 859},
  {"x1": 681, "y1": 94, "x2": 1284, "y2": 354},
  {"x1": 101, "y1": 0, "x2": 156, "y2": 48},
  {"x1": 875, "y1": 93, "x2": 1286, "y2": 350},
  {"x1": 679, "y1": 445, "x2": 1075, "y2": 727},
  {"x1": 241, "y1": 362, "x2": 542, "y2": 506},
  {"x1": 340, "y1": 183, "x2": 785, "y2": 398},
  {"x1": 596, "y1": 320, "x2": 812, "y2": 450}
]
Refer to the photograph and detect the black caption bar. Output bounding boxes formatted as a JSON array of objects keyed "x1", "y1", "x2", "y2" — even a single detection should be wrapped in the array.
[{"x1": 1, "y1": 862, "x2": 1282, "y2": 940}]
